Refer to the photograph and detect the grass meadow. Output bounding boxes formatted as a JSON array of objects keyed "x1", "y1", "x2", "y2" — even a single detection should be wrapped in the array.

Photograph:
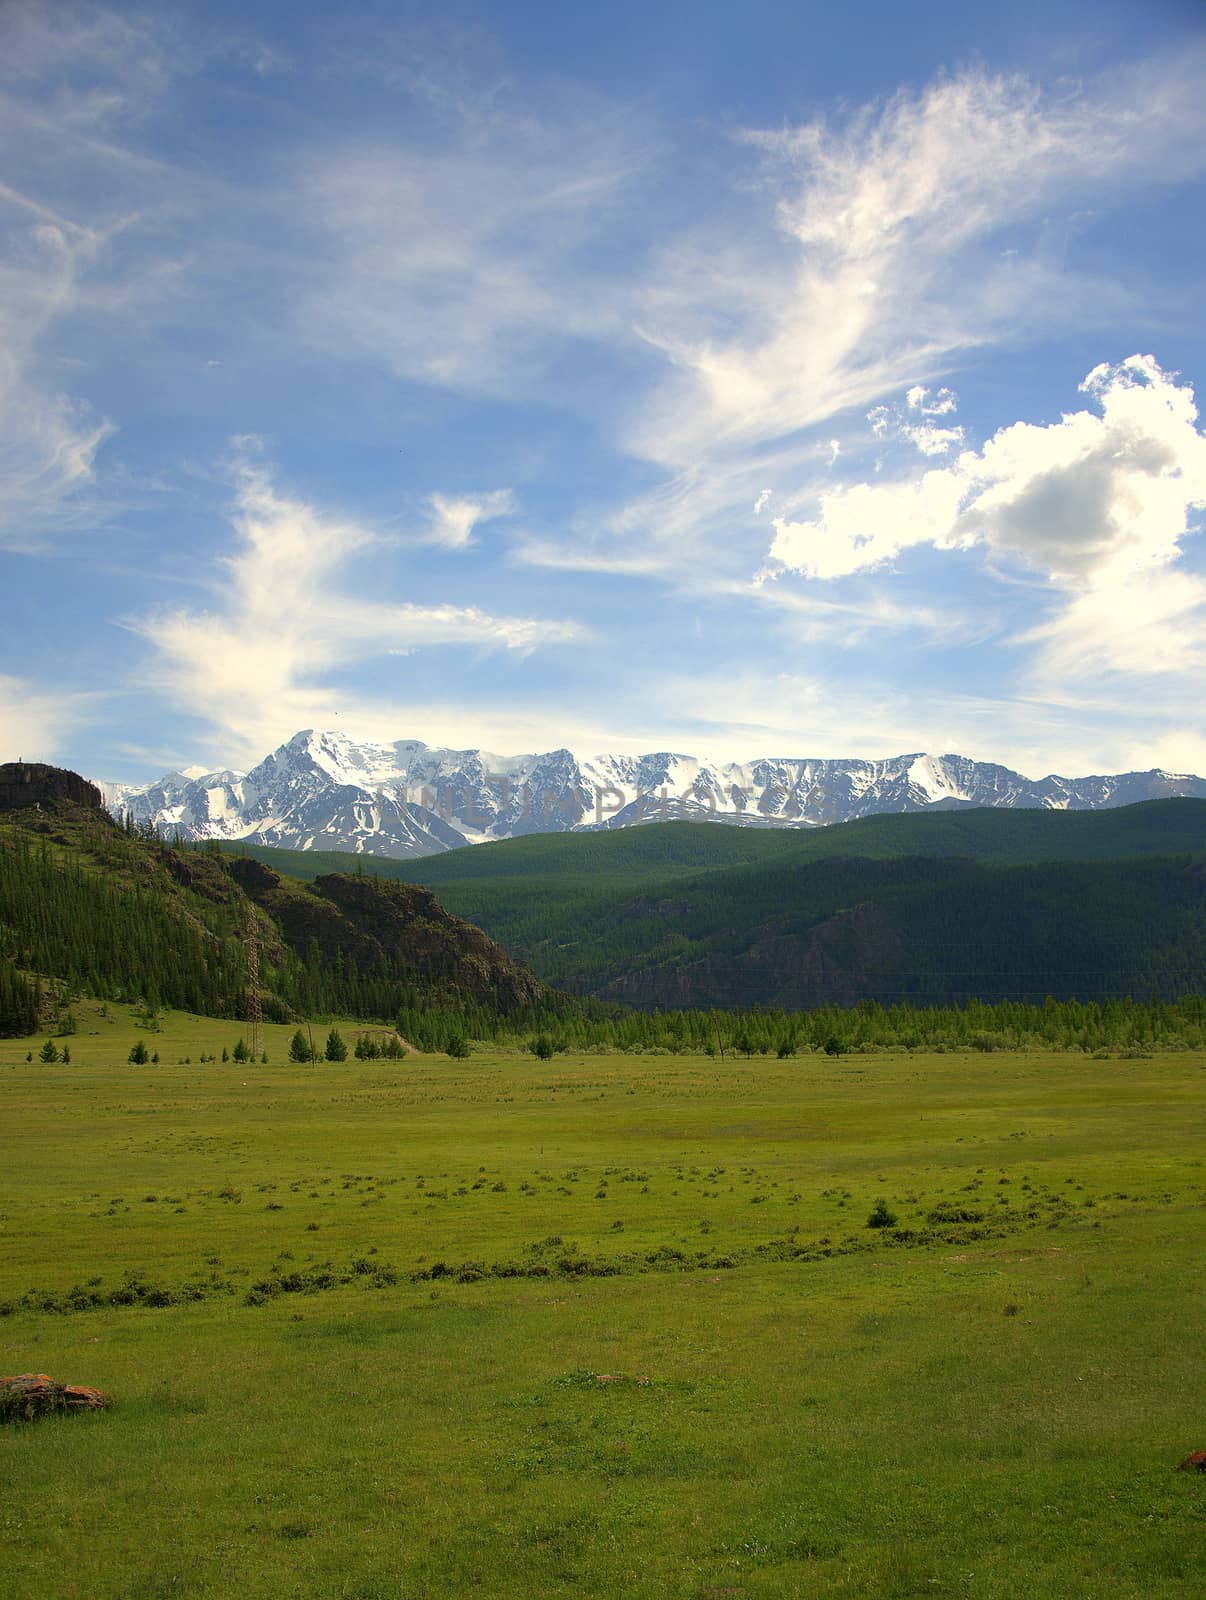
[{"x1": 1, "y1": 1003, "x2": 1203, "y2": 1598}]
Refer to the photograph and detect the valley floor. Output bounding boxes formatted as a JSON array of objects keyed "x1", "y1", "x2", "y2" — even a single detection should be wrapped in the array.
[{"x1": 1, "y1": 1016, "x2": 1203, "y2": 1597}]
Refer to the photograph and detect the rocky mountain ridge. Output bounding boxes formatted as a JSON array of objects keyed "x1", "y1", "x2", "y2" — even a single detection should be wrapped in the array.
[{"x1": 97, "y1": 729, "x2": 1206, "y2": 861}]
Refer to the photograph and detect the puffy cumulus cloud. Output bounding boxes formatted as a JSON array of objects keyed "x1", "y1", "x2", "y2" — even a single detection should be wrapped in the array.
[
  {"x1": 867, "y1": 405, "x2": 891, "y2": 439},
  {"x1": 865, "y1": 389, "x2": 963, "y2": 457},
  {"x1": 425, "y1": 489, "x2": 514, "y2": 549},
  {"x1": 906, "y1": 385, "x2": 958, "y2": 415},
  {"x1": 128, "y1": 454, "x2": 580, "y2": 763},
  {"x1": 766, "y1": 356, "x2": 1206, "y2": 591},
  {"x1": 898, "y1": 386, "x2": 962, "y2": 455},
  {"x1": 969, "y1": 356, "x2": 1204, "y2": 584},
  {"x1": 904, "y1": 422, "x2": 964, "y2": 457}
]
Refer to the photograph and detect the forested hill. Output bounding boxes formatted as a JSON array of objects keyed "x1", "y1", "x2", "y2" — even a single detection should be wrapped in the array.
[
  {"x1": 0, "y1": 766, "x2": 550, "y2": 1037},
  {"x1": 218, "y1": 796, "x2": 1206, "y2": 885},
  {"x1": 542, "y1": 853, "x2": 1206, "y2": 1010},
  {"x1": 217, "y1": 799, "x2": 1206, "y2": 1010},
  {"x1": 6, "y1": 766, "x2": 1206, "y2": 1030}
]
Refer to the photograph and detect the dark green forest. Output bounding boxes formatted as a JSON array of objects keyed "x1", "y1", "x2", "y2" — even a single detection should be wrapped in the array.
[
  {"x1": 220, "y1": 801, "x2": 1206, "y2": 1008},
  {"x1": 0, "y1": 801, "x2": 553, "y2": 1038},
  {"x1": 6, "y1": 786, "x2": 1206, "y2": 1052},
  {"x1": 243, "y1": 836, "x2": 1206, "y2": 1010},
  {"x1": 221, "y1": 797, "x2": 1206, "y2": 884}
]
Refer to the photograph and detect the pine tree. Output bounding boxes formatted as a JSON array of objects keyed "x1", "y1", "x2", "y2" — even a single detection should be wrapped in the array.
[{"x1": 325, "y1": 1028, "x2": 347, "y2": 1062}]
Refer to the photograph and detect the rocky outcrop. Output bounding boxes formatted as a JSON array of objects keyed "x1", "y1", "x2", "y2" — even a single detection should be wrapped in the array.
[
  {"x1": 234, "y1": 865, "x2": 549, "y2": 1014},
  {"x1": 0, "y1": 763, "x2": 103, "y2": 814}
]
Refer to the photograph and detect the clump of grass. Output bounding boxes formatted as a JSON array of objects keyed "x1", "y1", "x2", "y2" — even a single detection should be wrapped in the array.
[
  {"x1": 866, "y1": 1198, "x2": 898, "y2": 1229},
  {"x1": 927, "y1": 1202, "x2": 985, "y2": 1225}
]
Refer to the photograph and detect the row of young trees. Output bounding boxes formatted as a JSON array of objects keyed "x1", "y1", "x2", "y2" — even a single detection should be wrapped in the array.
[
  {"x1": 396, "y1": 993, "x2": 1206, "y2": 1056},
  {"x1": 18, "y1": 994, "x2": 1206, "y2": 1067}
]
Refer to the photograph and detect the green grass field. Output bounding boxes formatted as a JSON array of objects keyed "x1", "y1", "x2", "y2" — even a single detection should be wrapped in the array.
[{"x1": 1, "y1": 1007, "x2": 1203, "y2": 1597}]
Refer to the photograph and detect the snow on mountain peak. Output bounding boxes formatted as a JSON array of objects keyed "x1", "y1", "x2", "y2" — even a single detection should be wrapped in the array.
[{"x1": 97, "y1": 733, "x2": 1206, "y2": 861}]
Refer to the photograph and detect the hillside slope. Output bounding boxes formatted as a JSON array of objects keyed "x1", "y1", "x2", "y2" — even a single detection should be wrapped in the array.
[
  {"x1": 235, "y1": 804, "x2": 1206, "y2": 1010},
  {"x1": 221, "y1": 797, "x2": 1206, "y2": 885},
  {"x1": 0, "y1": 764, "x2": 548, "y2": 1035}
]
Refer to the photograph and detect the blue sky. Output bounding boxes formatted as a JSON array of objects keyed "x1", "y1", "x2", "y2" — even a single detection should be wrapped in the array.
[{"x1": 4, "y1": 0, "x2": 1206, "y2": 782}]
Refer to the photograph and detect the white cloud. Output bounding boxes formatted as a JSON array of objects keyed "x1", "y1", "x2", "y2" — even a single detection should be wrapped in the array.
[
  {"x1": 0, "y1": 672, "x2": 97, "y2": 761},
  {"x1": 651, "y1": 662, "x2": 1206, "y2": 780},
  {"x1": 767, "y1": 355, "x2": 1206, "y2": 591},
  {"x1": 0, "y1": 5, "x2": 209, "y2": 549},
  {"x1": 0, "y1": 211, "x2": 114, "y2": 549},
  {"x1": 425, "y1": 488, "x2": 514, "y2": 549},
  {"x1": 902, "y1": 422, "x2": 964, "y2": 457},
  {"x1": 629, "y1": 58, "x2": 1206, "y2": 470},
  {"x1": 719, "y1": 572, "x2": 994, "y2": 650},
  {"x1": 128, "y1": 455, "x2": 580, "y2": 763},
  {"x1": 1021, "y1": 568, "x2": 1206, "y2": 682},
  {"x1": 530, "y1": 53, "x2": 1206, "y2": 584},
  {"x1": 859, "y1": 386, "x2": 964, "y2": 458},
  {"x1": 906, "y1": 384, "x2": 957, "y2": 415},
  {"x1": 291, "y1": 102, "x2": 645, "y2": 396}
]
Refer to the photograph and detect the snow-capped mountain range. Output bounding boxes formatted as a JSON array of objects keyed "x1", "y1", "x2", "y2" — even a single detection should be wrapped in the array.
[{"x1": 96, "y1": 730, "x2": 1206, "y2": 860}]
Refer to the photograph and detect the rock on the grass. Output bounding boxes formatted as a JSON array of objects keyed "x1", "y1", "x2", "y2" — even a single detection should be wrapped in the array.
[{"x1": 0, "y1": 1373, "x2": 107, "y2": 1419}]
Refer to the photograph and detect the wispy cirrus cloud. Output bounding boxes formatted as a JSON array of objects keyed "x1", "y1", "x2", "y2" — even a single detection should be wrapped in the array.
[
  {"x1": 126, "y1": 451, "x2": 581, "y2": 764},
  {"x1": 0, "y1": 671, "x2": 99, "y2": 761},
  {"x1": 425, "y1": 489, "x2": 514, "y2": 549},
  {"x1": 522, "y1": 52, "x2": 1206, "y2": 583},
  {"x1": 649, "y1": 659, "x2": 1206, "y2": 781},
  {"x1": 290, "y1": 104, "x2": 649, "y2": 397},
  {"x1": 0, "y1": 3, "x2": 196, "y2": 549},
  {"x1": 0, "y1": 201, "x2": 114, "y2": 550}
]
